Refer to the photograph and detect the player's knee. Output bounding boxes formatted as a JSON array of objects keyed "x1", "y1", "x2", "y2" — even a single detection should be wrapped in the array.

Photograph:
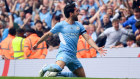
[{"x1": 46, "y1": 64, "x2": 62, "y2": 72}]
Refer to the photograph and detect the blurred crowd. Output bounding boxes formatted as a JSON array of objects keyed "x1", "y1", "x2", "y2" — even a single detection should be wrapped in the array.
[{"x1": 0, "y1": 0, "x2": 140, "y2": 59}]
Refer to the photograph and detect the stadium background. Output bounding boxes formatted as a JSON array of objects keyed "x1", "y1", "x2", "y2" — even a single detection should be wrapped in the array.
[{"x1": 0, "y1": 48, "x2": 140, "y2": 78}]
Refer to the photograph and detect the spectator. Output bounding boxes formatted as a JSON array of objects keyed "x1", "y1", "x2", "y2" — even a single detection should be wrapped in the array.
[
  {"x1": 34, "y1": 20, "x2": 45, "y2": 37},
  {"x1": 0, "y1": 28, "x2": 16, "y2": 59},
  {"x1": 45, "y1": 12, "x2": 61, "y2": 28},
  {"x1": 0, "y1": 21, "x2": 4, "y2": 42},
  {"x1": 98, "y1": 19, "x2": 132, "y2": 48},
  {"x1": 101, "y1": 14, "x2": 112, "y2": 31},
  {"x1": 12, "y1": 28, "x2": 25, "y2": 59},
  {"x1": 87, "y1": 7, "x2": 96, "y2": 21},
  {"x1": 77, "y1": 25, "x2": 97, "y2": 58},
  {"x1": 80, "y1": 9, "x2": 88, "y2": 21},
  {"x1": 43, "y1": 0, "x2": 50, "y2": 7},
  {"x1": 22, "y1": 13, "x2": 34, "y2": 29},
  {"x1": 89, "y1": 24, "x2": 97, "y2": 41},
  {"x1": 44, "y1": 0, "x2": 61, "y2": 29},
  {"x1": 24, "y1": 0, "x2": 34, "y2": 14},
  {"x1": 122, "y1": 7, "x2": 140, "y2": 33},
  {"x1": 126, "y1": 35, "x2": 137, "y2": 48},
  {"x1": 33, "y1": 14, "x2": 41, "y2": 23},
  {"x1": 14, "y1": 10, "x2": 25, "y2": 27},
  {"x1": 24, "y1": 28, "x2": 47, "y2": 59},
  {"x1": 46, "y1": 34, "x2": 60, "y2": 52},
  {"x1": 39, "y1": 6, "x2": 49, "y2": 21},
  {"x1": 132, "y1": 0, "x2": 140, "y2": 9},
  {"x1": 88, "y1": 0, "x2": 99, "y2": 11},
  {"x1": 120, "y1": 16, "x2": 127, "y2": 24},
  {"x1": 106, "y1": 8, "x2": 113, "y2": 19},
  {"x1": 135, "y1": 21, "x2": 140, "y2": 41},
  {"x1": 136, "y1": 40, "x2": 140, "y2": 47}
]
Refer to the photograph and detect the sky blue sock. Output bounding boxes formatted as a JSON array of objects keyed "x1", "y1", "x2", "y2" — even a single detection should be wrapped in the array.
[
  {"x1": 57, "y1": 72, "x2": 77, "y2": 77},
  {"x1": 42, "y1": 64, "x2": 62, "y2": 72}
]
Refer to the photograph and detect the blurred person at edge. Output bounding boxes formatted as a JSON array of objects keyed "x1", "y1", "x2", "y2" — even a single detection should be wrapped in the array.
[
  {"x1": 135, "y1": 21, "x2": 140, "y2": 41},
  {"x1": 24, "y1": 28, "x2": 47, "y2": 59},
  {"x1": 0, "y1": 28, "x2": 16, "y2": 59},
  {"x1": 12, "y1": 28, "x2": 25, "y2": 59}
]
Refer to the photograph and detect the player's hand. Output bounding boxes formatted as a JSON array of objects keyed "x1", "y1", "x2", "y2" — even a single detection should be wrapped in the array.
[{"x1": 97, "y1": 47, "x2": 107, "y2": 57}]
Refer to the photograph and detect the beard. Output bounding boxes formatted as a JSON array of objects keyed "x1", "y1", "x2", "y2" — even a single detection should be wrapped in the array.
[{"x1": 72, "y1": 15, "x2": 78, "y2": 21}]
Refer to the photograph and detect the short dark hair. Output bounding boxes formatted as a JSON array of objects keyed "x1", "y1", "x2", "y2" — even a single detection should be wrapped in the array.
[
  {"x1": 55, "y1": 15, "x2": 61, "y2": 22},
  {"x1": 35, "y1": 20, "x2": 43, "y2": 25},
  {"x1": 9, "y1": 28, "x2": 16, "y2": 36},
  {"x1": 46, "y1": 34, "x2": 60, "y2": 47},
  {"x1": 25, "y1": 28, "x2": 36, "y2": 33},
  {"x1": 126, "y1": 35, "x2": 136, "y2": 42},
  {"x1": 133, "y1": 7, "x2": 140, "y2": 12},
  {"x1": 112, "y1": 19, "x2": 119, "y2": 23},
  {"x1": 135, "y1": 21, "x2": 140, "y2": 29},
  {"x1": 64, "y1": 3, "x2": 75, "y2": 18},
  {"x1": 136, "y1": 40, "x2": 140, "y2": 47},
  {"x1": 83, "y1": 20, "x2": 90, "y2": 25},
  {"x1": 16, "y1": 28, "x2": 25, "y2": 34}
]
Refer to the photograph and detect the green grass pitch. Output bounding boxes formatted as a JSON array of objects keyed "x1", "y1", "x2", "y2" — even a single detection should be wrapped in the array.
[{"x1": 0, "y1": 77, "x2": 136, "y2": 79}]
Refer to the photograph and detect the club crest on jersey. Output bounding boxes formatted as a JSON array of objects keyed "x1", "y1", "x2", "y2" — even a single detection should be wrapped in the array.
[
  {"x1": 60, "y1": 57, "x2": 63, "y2": 59},
  {"x1": 76, "y1": 26, "x2": 80, "y2": 30}
]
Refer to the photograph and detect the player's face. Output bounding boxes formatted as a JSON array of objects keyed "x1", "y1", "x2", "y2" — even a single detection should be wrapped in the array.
[{"x1": 72, "y1": 7, "x2": 79, "y2": 21}]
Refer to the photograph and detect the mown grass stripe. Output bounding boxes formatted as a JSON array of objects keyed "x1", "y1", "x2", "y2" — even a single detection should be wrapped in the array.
[{"x1": 0, "y1": 77, "x2": 135, "y2": 79}]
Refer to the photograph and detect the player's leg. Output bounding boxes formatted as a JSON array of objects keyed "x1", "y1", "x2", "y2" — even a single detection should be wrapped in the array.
[
  {"x1": 39, "y1": 63, "x2": 63, "y2": 77},
  {"x1": 45, "y1": 60, "x2": 65, "y2": 77},
  {"x1": 39, "y1": 53, "x2": 68, "y2": 77},
  {"x1": 67, "y1": 57, "x2": 86, "y2": 77},
  {"x1": 73, "y1": 67, "x2": 86, "y2": 77},
  {"x1": 56, "y1": 60, "x2": 65, "y2": 69},
  {"x1": 45, "y1": 53, "x2": 70, "y2": 77}
]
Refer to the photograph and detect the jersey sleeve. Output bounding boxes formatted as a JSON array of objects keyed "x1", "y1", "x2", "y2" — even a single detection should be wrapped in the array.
[
  {"x1": 77, "y1": 22, "x2": 86, "y2": 35},
  {"x1": 50, "y1": 22, "x2": 62, "y2": 34}
]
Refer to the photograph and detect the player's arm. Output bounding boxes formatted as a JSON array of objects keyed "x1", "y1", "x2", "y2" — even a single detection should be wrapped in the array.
[
  {"x1": 33, "y1": 31, "x2": 53, "y2": 50},
  {"x1": 33, "y1": 22, "x2": 61, "y2": 49},
  {"x1": 82, "y1": 33, "x2": 99, "y2": 50},
  {"x1": 82, "y1": 33, "x2": 107, "y2": 56}
]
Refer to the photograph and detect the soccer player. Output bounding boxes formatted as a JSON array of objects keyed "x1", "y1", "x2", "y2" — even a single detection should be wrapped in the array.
[{"x1": 33, "y1": 3, "x2": 106, "y2": 77}]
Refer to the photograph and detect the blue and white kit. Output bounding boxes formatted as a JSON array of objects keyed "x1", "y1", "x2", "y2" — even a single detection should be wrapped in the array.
[{"x1": 50, "y1": 20, "x2": 86, "y2": 71}]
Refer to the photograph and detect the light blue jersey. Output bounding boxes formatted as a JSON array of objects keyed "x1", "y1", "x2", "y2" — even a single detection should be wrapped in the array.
[{"x1": 50, "y1": 21, "x2": 86, "y2": 56}]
